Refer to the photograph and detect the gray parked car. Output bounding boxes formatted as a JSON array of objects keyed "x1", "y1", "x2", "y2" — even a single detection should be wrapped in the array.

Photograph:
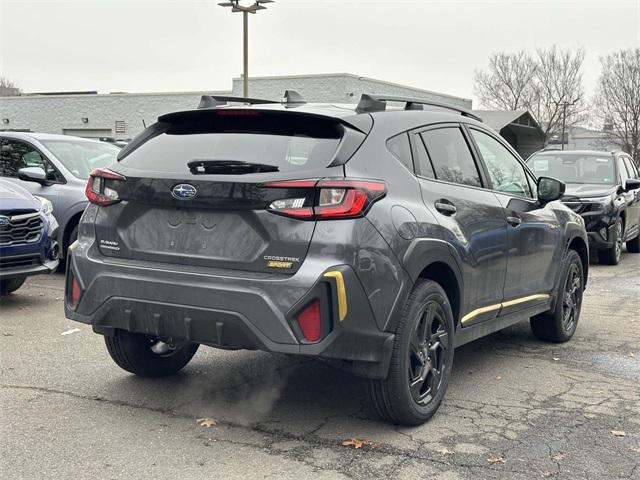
[
  {"x1": 0, "y1": 132, "x2": 120, "y2": 260},
  {"x1": 64, "y1": 93, "x2": 589, "y2": 425}
]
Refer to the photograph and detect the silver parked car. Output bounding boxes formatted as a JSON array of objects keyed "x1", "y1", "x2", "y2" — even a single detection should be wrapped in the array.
[{"x1": 0, "y1": 132, "x2": 120, "y2": 260}]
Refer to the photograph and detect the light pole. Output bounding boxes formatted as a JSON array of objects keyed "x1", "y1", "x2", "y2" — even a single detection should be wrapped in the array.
[
  {"x1": 218, "y1": 0, "x2": 274, "y2": 98},
  {"x1": 555, "y1": 98, "x2": 579, "y2": 150}
]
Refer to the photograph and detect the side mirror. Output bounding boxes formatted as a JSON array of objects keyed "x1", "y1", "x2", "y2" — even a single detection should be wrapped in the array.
[
  {"x1": 18, "y1": 167, "x2": 48, "y2": 186},
  {"x1": 625, "y1": 178, "x2": 640, "y2": 192},
  {"x1": 537, "y1": 176, "x2": 565, "y2": 203}
]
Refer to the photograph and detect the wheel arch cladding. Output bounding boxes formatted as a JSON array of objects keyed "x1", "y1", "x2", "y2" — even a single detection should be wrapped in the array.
[
  {"x1": 417, "y1": 262, "x2": 461, "y2": 329},
  {"x1": 568, "y1": 236, "x2": 588, "y2": 287}
]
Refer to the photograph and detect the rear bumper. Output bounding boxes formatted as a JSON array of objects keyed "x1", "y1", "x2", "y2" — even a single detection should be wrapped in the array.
[{"x1": 65, "y1": 240, "x2": 394, "y2": 379}]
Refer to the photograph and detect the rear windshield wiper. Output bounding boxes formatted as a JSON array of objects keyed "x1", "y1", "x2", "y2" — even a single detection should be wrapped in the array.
[{"x1": 188, "y1": 160, "x2": 279, "y2": 175}]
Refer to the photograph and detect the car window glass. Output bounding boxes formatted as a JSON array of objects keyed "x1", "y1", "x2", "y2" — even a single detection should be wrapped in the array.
[
  {"x1": 470, "y1": 129, "x2": 532, "y2": 198},
  {"x1": 0, "y1": 139, "x2": 62, "y2": 182},
  {"x1": 528, "y1": 153, "x2": 616, "y2": 185},
  {"x1": 386, "y1": 133, "x2": 414, "y2": 172},
  {"x1": 618, "y1": 158, "x2": 629, "y2": 183},
  {"x1": 420, "y1": 127, "x2": 481, "y2": 187},
  {"x1": 413, "y1": 134, "x2": 435, "y2": 178},
  {"x1": 622, "y1": 157, "x2": 637, "y2": 179}
]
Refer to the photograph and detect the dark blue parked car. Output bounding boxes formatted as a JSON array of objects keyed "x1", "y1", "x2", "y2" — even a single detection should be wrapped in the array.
[{"x1": 0, "y1": 178, "x2": 59, "y2": 295}]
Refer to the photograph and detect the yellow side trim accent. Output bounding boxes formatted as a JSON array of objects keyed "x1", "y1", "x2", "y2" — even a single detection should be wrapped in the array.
[
  {"x1": 460, "y1": 294, "x2": 550, "y2": 325},
  {"x1": 324, "y1": 271, "x2": 348, "y2": 321},
  {"x1": 501, "y1": 294, "x2": 550, "y2": 308},
  {"x1": 460, "y1": 303, "x2": 502, "y2": 324}
]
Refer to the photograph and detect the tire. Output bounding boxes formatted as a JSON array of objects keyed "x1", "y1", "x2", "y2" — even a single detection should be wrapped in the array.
[
  {"x1": 58, "y1": 225, "x2": 79, "y2": 273},
  {"x1": 627, "y1": 227, "x2": 640, "y2": 253},
  {"x1": 105, "y1": 330, "x2": 199, "y2": 377},
  {"x1": 0, "y1": 277, "x2": 27, "y2": 295},
  {"x1": 598, "y1": 217, "x2": 623, "y2": 265},
  {"x1": 530, "y1": 249, "x2": 583, "y2": 343},
  {"x1": 368, "y1": 279, "x2": 455, "y2": 426}
]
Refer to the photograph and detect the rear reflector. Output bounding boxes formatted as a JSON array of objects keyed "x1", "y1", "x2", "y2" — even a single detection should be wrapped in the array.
[
  {"x1": 68, "y1": 273, "x2": 82, "y2": 310},
  {"x1": 263, "y1": 178, "x2": 386, "y2": 220},
  {"x1": 297, "y1": 299, "x2": 321, "y2": 342}
]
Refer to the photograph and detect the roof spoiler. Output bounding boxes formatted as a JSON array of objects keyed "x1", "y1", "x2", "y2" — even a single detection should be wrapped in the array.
[
  {"x1": 356, "y1": 94, "x2": 482, "y2": 122},
  {"x1": 197, "y1": 90, "x2": 307, "y2": 109}
]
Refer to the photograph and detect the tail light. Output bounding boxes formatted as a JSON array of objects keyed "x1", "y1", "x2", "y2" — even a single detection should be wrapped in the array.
[
  {"x1": 297, "y1": 299, "x2": 321, "y2": 342},
  {"x1": 85, "y1": 168, "x2": 126, "y2": 206},
  {"x1": 67, "y1": 272, "x2": 82, "y2": 310},
  {"x1": 264, "y1": 178, "x2": 386, "y2": 220}
]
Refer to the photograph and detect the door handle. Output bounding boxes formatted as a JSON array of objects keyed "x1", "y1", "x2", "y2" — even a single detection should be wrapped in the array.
[
  {"x1": 507, "y1": 216, "x2": 522, "y2": 227},
  {"x1": 435, "y1": 201, "x2": 457, "y2": 216}
]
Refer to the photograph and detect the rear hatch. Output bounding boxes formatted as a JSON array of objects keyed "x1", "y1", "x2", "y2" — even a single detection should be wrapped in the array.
[{"x1": 91, "y1": 109, "x2": 358, "y2": 274}]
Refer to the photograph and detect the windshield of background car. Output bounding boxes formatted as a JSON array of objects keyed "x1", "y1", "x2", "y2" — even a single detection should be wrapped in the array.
[
  {"x1": 118, "y1": 114, "x2": 343, "y2": 175},
  {"x1": 41, "y1": 140, "x2": 120, "y2": 179},
  {"x1": 528, "y1": 153, "x2": 616, "y2": 185}
]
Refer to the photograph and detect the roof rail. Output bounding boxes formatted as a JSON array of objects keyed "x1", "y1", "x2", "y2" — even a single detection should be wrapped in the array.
[{"x1": 356, "y1": 94, "x2": 482, "y2": 122}]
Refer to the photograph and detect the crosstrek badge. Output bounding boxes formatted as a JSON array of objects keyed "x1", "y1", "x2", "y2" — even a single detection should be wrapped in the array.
[{"x1": 264, "y1": 255, "x2": 299, "y2": 269}]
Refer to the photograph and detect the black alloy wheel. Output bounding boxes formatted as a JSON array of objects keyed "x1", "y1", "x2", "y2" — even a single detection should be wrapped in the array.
[
  {"x1": 561, "y1": 262, "x2": 582, "y2": 333},
  {"x1": 368, "y1": 279, "x2": 455, "y2": 426},
  {"x1": 408, "y1": 302, "x2": 449, "y2": 406}
]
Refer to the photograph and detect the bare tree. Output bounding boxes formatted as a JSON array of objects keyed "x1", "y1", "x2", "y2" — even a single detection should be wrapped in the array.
[
  {"x1": 474, "y1": 46, "x2": 586, "y2": 145},
  {"x1": 529, "y1": 46, "x2": 586, "y2": 142},
  {"x1": 0, "y1": 75, "x2": 22, "y2": 95},
  {"x1": 474, "y1": 51, "x2": 537, "y2": 111},
  {"x1": 593, "y1": 48, "x2": 640, "y2": 166}
]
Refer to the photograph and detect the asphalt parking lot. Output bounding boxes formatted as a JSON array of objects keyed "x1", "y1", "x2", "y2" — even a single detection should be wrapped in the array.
[{"x1": 1, "y1": 252, "x2": 639, "y2": 480}]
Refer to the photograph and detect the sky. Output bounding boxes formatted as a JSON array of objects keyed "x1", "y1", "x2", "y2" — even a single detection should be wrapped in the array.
[{"x1": 1, "y1": 0, "x2": 639, "y2": 104}]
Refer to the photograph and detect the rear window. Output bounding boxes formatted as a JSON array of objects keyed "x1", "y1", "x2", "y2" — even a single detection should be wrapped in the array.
[{"x1": 119, "y1": 112, "x2": 343, "y2": 175}]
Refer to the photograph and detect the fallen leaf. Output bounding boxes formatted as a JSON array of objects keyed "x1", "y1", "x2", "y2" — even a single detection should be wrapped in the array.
[
  {"x1": 196, "y1": 417, "x2": 217, "y2": 428},
  {"x1": 487, "y1": 456, "x2": 506, "y2": 465},
  {"x1": 611, "y1": 430, "x2": 626, "y2": 437},
  {"x1": 436, "y1": 447, "x2": 455, "y2": 455},
  {"x1": 551, "y1": 451, "x2": 567, "y2": 461},
  {"x1": 61, "y1": 328, "x2": 81, "y2": 336},
  {"x1": 341, "y1": 438, "x2": 380, "y2": 449}
]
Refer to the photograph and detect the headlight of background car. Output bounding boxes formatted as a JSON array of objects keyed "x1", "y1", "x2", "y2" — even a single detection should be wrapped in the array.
[
  {"x1": 578, "y1": 196, "x2": 612, "y2": 212},
  {"x1": 34, "y1": 195, "x2": 54, "y2": 216}
]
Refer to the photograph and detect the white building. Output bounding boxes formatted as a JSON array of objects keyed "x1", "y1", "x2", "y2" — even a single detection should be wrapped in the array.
[{"x1": 0, "y1": 73, "x2": 472, "y2": 140}]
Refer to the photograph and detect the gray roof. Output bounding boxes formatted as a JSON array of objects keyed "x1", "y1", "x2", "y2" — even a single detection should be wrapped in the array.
[{"x1": 473, "y1": 110, "x2": 541, "y2": 131}]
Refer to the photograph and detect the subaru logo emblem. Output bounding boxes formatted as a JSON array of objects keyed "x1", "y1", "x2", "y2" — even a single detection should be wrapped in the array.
[
  {"x1": 171, "y1": 184, "x2": 197, "y2": 200},
  {"x1": 0, "y1": 215, "x2": 9, "y2": 227}
]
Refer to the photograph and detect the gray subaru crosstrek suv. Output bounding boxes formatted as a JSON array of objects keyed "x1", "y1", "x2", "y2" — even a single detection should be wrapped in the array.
[{"x1": 65, "y1": 93, "x2": 588, "y2": 425}]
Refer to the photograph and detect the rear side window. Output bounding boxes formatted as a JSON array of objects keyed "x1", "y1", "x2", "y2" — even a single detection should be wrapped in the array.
[
  {"x1": 119, "y1": 112, "x2": 343, "y2": 175},
  {"x1": 386, "y1": 133, "x2": 413, "y2": 172},
  {"x1": 413, "y1": 134, "x2": 435, "y2": 179},
  {"x1": 420, "y1": 127, "x2": 482, "y2": 187}
]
